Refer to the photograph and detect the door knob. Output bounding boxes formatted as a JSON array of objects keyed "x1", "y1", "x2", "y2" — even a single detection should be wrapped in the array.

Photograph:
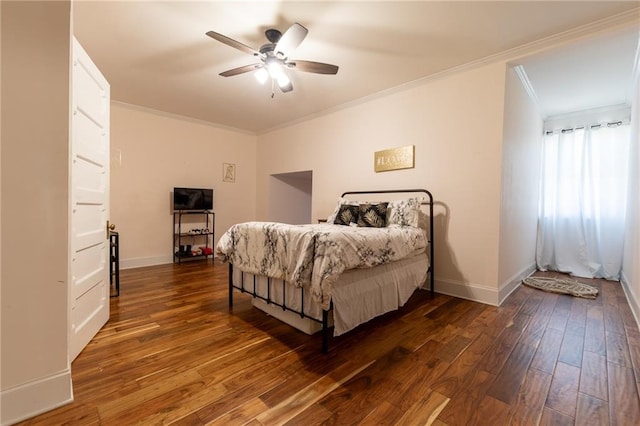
[{"x1": 106, "y1": 220, "x2": 116, "y2": 238}]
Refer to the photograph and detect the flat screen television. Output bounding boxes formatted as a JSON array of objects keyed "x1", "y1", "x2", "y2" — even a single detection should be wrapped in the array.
[{"x1": 173, "y1": 187, "x2": 213, "y2": 211}]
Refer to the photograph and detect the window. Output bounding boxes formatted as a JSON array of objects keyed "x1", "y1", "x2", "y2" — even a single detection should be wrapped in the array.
[{"x1": 537, "y1": 122, "x2": 630, "y2": 280}]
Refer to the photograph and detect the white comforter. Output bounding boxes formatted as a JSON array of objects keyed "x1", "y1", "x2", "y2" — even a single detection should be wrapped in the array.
[{"x1": 215, "y1": 222, "x2": 427, "y2": 309}]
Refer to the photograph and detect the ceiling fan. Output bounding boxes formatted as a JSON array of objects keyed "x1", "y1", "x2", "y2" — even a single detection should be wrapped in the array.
[{"x1": 206, "y1": 23, "x2": 338, "y2": 95}]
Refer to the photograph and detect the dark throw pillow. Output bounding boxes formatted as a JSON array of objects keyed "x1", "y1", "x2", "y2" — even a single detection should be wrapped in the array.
[
  {"x1": 357, "y1": 202, "x2": 389, "y2": 228},
  {"x1": 334, "y1": 204, "x2": 359, "y2": 225}
]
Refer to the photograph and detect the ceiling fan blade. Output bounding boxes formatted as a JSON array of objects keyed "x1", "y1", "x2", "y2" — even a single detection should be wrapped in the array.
[
  {"x1": 219, "y1": 64, "x2": 262, "y2": 77},
  {"x1": 288, "y1": 60, "x2": 339, "y2": 75},
  {"x1": 206, "y1": 30, "x2": 260, "y2": 57},
  {"x1": 274, "y1": 23, "x2": 308, "y2": 58}
]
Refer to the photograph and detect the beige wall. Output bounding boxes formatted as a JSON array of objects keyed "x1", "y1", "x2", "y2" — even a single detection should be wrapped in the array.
[
  {"x1": 1, "y1": 1, "x2": 73, "y2": 424},
  {"x1": 257, "y1": 62, "x2": 509, "y2": 304},
  {"x1": 497, "y1": 67, "x2": 543, "y2": 302},
  {"x1": 110, "y1": 104, "x2": 257, "y2": 268},
  {"x1": 622, "y1": 72, "x2": 640, "y2": 325}
]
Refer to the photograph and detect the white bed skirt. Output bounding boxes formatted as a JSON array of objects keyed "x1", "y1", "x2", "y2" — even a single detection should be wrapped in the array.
[{"x1": 232, "y1": 253, "x2": 429, "y2": 336}]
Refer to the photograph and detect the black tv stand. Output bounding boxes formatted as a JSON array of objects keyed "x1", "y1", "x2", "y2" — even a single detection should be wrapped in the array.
[{"x1": 173, "y1": 210, "x2": 215, "y2": 264}]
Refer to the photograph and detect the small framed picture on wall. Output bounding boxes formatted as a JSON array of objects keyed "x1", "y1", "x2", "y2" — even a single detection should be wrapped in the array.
[{"x1": 223, "y1": 163, "x2": 236, "y2": 183}]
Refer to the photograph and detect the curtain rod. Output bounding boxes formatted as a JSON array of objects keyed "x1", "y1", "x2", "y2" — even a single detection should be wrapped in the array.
[{"x1": 545, "y1": 120, "x2": 624, "y2": 135}]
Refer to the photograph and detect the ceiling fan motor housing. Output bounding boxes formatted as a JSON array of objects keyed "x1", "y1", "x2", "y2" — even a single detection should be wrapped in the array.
[
  {"x1": 264, "y1": 28, "x2": 282, "y2": 43},
  {"x1": 259, "y1": 43, "x2": 276, "y2": 56}
]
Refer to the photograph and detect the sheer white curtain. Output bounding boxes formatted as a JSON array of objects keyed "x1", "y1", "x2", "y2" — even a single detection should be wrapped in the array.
[{"x1": 536, "y1": 122, "x2": 631, "y2": 280}]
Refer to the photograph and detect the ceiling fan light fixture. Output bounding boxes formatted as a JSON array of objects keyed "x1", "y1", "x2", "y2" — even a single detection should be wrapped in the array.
[
  {"x1": 267, "y1": 61, "x2": 284, "y2": 79},
  {"x1": 276, "y1": 72, "x2": 291, "y2": 89},
  {"x1": 254, "y1": 67, "x2": 268, "y2": 84},
  {"x1": 266, "y1": 61, "x2": 290, "y2": 88}
]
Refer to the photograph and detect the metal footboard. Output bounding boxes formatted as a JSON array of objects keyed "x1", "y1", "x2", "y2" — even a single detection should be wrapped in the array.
[{"x1": 228, "y1": 263, "x2": 332, "y2": 353}]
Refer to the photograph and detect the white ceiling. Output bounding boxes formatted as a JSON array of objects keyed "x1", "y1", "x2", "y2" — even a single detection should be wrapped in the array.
[
  {"x1": 517, "y1": 26, "x2": 639, "y2": 119},
  {"x1": 73, "y1": 1, "x2": 640, "y2": 134}
]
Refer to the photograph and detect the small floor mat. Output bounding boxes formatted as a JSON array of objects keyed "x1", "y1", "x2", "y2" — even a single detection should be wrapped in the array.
[{"x1": 522, "y1": 277, "x2": 599, "y2": 299}]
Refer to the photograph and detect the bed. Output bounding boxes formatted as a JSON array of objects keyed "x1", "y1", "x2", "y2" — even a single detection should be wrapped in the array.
[{"x1": 216, "y1": 189, "x2": 434, "y2": 352}]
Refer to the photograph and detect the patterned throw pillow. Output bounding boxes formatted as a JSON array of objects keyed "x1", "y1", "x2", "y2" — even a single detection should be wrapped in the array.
[
  {"x1": 357, "y1": 202, "x2": 389, "y2": 228},
  {"x1": 387, "y1": 197, "x2": 421, "y2": 227},
  {"x1": 334, "y1": 204, "x2": 359, "y2": 225},
  {"x1": 327, "y1": 197, "x2": 356, "y2": 223}
]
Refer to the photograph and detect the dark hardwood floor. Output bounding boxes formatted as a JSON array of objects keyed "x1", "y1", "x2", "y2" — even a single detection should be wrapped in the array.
[{"x1": 18, "y1": 260, "x2": 640, "y2": 425}]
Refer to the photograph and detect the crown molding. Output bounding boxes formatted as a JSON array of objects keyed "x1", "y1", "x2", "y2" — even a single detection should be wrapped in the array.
[
  {"x1": 513, "y1": 65, "x2": 542, "y2": 116},
  {"x1": 261, "y1": 7, "x2": 640, "y2": 135},
  {"x1": 111, "y1": 101, "x2": 258, "y2": 136}
]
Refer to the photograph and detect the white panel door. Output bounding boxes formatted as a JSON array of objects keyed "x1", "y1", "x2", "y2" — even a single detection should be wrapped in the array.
[{"x1": 70, "y1": 37, "x2": 110, "y2": 361}]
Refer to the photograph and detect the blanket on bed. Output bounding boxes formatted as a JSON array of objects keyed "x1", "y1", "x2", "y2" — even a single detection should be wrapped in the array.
[{"x1": 215, "y1": 222, "x2": 427, "y2": 309}]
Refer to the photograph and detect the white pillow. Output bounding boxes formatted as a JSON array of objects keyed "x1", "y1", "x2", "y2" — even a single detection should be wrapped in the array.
[{"x1": 387, "y1": 197, "x2": 422, "y2": 228}]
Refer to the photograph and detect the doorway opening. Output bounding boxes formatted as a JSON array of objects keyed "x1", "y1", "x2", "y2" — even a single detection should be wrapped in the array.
[{"x1": 268, "y1": 170, "x2": 313, "y2": 224}]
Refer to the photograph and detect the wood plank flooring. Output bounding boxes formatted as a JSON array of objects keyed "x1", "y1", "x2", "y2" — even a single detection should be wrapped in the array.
[{"x1": 17, "y1": 261, "x2": 640, "y2": 425}]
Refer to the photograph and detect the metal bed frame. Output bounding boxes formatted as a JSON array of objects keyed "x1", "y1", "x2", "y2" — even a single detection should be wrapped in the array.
[{"x1": 228, "y1": 188, "x2": 434, "y2": 353}]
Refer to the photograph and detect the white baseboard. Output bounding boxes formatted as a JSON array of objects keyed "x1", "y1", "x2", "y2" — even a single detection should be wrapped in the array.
[
  {"x1": 120, "y1": 254, "x2": 219, "y2": 270},
  {"x1": 498, "y1": 263, "x2": 537, "y2": 306},
  {"x1": 433, "y1": 263, "x2": 536, "y2": 307},
  {"x1": 0, "y1": 369, "x2": 73, "y2": 426},
  {"x1": 434, "y1": 278, "x2": 501, "y2": 306},
  {"x1": 120, "y1": 255, "x2": 173, "y2": 270},
  {"x1": 620, "y1": 271, "x2": 640, "y2": 331}
]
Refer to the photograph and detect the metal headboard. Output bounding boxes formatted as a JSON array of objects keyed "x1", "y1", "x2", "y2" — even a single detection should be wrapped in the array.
[{"x1": 340, "y1": 188, "x2": 434, "y2": 295}]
